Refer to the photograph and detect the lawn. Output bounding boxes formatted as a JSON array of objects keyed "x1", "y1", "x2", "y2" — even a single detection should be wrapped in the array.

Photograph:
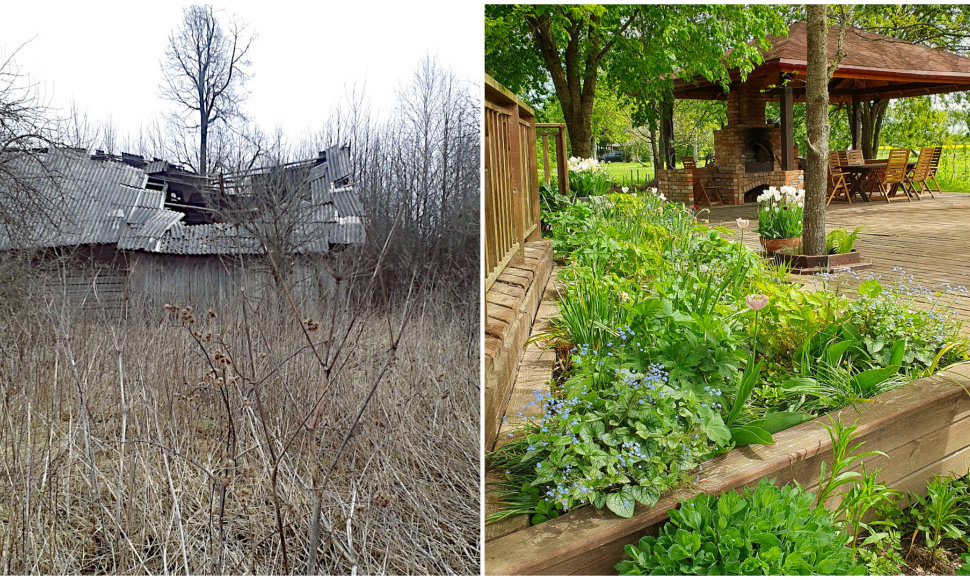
[{"x1": 600, "y1": 161, "x2": 656, "y2": 188}]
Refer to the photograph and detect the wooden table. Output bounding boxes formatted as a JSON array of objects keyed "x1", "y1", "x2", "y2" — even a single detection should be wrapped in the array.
[{"x1": 838, "y1": 161, "x2": 915, "y2": 201}]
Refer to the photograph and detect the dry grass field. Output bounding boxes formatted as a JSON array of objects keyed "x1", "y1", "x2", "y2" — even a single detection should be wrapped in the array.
[{"x1": 0, "y1": 279, "x2": 479, "y2": 574}]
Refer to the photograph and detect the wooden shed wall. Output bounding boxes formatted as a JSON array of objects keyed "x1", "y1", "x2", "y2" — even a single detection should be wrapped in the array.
[{"x1": 44, "y1": 246, "x2": 336, "y2": 317}]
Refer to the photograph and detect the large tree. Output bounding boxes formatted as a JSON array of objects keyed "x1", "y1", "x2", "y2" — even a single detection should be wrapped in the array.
[
  {"x1": 485, "y1": 5, "x2": 788, "y2": 159},
  {"x1": 161, "y1": 4, "x2": 253, "y2": 175},
  {"x1": 804, "y1": 7, "x2": 848, "y2": 256},
  {"x1": 803, "y1": 6, "x2": 830, "y2": 257}
]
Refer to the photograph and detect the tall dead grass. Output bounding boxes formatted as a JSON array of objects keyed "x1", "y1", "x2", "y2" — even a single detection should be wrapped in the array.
[{"x1": 0, "y1": 285, "x2": 479, "y2": 574}]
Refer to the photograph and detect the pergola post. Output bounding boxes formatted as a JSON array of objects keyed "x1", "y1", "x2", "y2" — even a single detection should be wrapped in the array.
[
  {"x1": 850, "y1": 96, "x2": 861, "y2": 150},
  {"x1": 780, "y1": 73, "x2": 795, "y2": 170}
]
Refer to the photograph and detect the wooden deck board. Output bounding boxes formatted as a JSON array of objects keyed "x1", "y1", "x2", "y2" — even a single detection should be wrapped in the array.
[{"x1": 712, "y1": 194, "x2": 970, "y2": 333}]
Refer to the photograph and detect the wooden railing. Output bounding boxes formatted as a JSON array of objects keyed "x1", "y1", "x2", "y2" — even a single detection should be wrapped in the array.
[{"x1": 485, "y1": 75, "x2": 543, "y2": 291}]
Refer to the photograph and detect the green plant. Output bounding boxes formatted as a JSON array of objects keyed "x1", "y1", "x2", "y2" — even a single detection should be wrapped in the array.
[
  {"x1": 958, "y1": 550, "x2": 970, "y2": 575},
  {"x1": 518, "y1": 360, "x2": 721, "y2": 518},
  {"x1": 857, "y1": 525, "x2": 905, "y2": 576},
  {"x1": 908, "y1": 475, "x2": 970, "y2": 561},
  {"x1": 839, "y1": 465, "x2": 899, "y2": 553},
  {"x1": 826, "y1": 226, "x2": 863, "y2": 254},
  {"x1": 567, "y1": 156, "x2": 612, "y2": 198},
  {"x1": 849, "y1": 277, "x2": 966, "y2": 374},
  {"x1": 786, "y1": 325, "x2": 906, "y2": 414},
  {"x1": 551, "y1": 267, "x2": 625, "y2": 356},
  {"x1": 815, "y1": 414, "x2": 887, "y2": 509},
  {"x1": 615, "y1": 478, "x2": 865, "y2": 575},
  {"x1": 755, "y1": 185, "x2": 804, "y2": 239}
]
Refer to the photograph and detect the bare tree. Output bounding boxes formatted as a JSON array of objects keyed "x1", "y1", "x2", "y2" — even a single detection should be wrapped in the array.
[
  {"x1": 160, "y1": 4, "x2": 253, "y2": 175},
  {"x1": 324, "y1": 58, "x2": 479, "y2": 297},
  {"x1": 0, "y1": 45, "x2": 61, "y2": 240}
]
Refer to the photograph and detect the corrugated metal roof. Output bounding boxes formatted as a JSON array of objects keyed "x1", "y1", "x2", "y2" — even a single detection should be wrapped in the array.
[
  {"x1": 331, "y1": 218, "x2": 366, "y2": 245},
  {"x1": 325, "y1": 145, "x2": 352, "y2": 183},
  {"x1": 144, "y1": 160, "x2": 168, "y2": 174},
  {"x1": 0, "y1": 148, "x2": 364, "y2": 256},
  {"x1": 153, "y1": 222, "x2": 263, "y2": 255},
  {"x1": 331, "y1": 186, "x2": 364, "y2": 218}
]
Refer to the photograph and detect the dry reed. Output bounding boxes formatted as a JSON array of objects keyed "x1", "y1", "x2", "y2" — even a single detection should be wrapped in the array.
[{"x1": 0, "y1": 285, "x2": 479, "y2": 575}]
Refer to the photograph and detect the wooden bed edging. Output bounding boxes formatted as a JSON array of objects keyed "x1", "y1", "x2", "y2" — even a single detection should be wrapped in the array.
[{"x1": 484, "y1": 362, "x2": 970, "y2": 576}]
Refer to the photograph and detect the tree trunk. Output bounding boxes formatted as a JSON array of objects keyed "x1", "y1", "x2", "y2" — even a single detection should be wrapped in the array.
[
  {"x1": 564, "y1": 111, "x2": 592, "y2": 158},
  {"x1": 860, "y1": 99, "x2": 889, "y2": 158},
  {"x1": 659, "y1": 97, "x2": 675, "y2": 170},
  {"x1": 200, "y1": 116, "x2": 208, "y2": 175},
  {"x1": 803, "y1": 5, "x2": 829, "y2": 256}
]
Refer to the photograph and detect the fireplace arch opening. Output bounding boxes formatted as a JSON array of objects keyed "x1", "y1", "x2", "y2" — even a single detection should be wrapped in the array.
[
  {"x1": 743, "y1": 136, "x2": 775, "y2": 173},
  {"x1": 744, "y1": 184, "x2": 769, "y2": 204}
]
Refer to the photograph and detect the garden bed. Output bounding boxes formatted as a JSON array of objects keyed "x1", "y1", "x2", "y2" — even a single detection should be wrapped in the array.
[
  {"x1": 484, "y1": 362, "x2": 970, "y2": 575},
  {"x1": 772, "y1": 248, "x2": 874, "y2": 275}
]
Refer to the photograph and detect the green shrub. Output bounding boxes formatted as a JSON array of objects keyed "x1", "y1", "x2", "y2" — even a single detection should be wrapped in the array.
[
  {"x1": 826, "y1": 226, "x2": 862, "y2": 254},
  {"x1": 616, "y1": 478, "x2": 865, "y2": 575}
]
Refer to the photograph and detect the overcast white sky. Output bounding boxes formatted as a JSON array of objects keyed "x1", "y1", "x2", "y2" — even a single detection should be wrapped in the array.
[{"x1": 0, "y1": 1, "x2": 482, "y2": 147}]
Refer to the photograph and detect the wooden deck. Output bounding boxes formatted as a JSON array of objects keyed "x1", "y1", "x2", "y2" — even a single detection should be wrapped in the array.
[{"x1": 708, "y1": 193, "x2": 970, "y2": 324}]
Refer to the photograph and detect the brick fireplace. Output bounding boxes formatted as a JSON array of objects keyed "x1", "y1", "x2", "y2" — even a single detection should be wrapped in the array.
[{"x1": 659, "y1": 84, "x2": 803, "y2": 206}]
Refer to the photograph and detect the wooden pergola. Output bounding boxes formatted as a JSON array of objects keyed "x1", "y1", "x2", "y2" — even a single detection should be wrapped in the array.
[{"x1": 672, "y1": 21, "x2": 970, "y2": 170}]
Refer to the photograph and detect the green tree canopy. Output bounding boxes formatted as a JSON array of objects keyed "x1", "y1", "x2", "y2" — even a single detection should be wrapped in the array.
[
  {"x1": 485, "y1": 5, "x2": 788, "y2": 158},
  {"x1": 844, "y1": 5, "x2": 970, "y2": 156}
]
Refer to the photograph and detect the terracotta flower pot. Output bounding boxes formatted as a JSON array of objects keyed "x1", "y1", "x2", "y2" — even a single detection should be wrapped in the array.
[{"x1": 759, "y1": 236, "x2": 800, "y2": 254}]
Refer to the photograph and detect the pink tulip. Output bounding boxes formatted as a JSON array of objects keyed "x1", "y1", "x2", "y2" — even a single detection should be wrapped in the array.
[
  {"x1": 736, "y1": 218, "x2": 750, "y2": 229},
  {"x1": 746, "y1": 294, "x2": 769, "y2": 311}
]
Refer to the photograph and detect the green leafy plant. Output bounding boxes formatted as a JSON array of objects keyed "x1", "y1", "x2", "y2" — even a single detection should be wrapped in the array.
[
  {"x1": 908, "y1": 475, "x2": 970, "y2": 561},
  {"x1": 857, "y1": 525, "x2": 905, "y2": 576},
  {"x1": 567, "y1": 156, "x2": 612, "y2": 198},
  {"x1": 839, "y1": 465, "x2": 899, "y2": 554},
  {"x1": 615, "y1": 478, "x2": 865, "y2": 575},
  {"x1": 519, "y1": 360, "x2": 720, "y2": 518},
  {"x1": 755, "y1": 185, "x2": 804, "y2": 239},
  {"x1": 815, "y1": 414, "x2": 888, "y2": 509},
  {"x1": 849, "y1": 277, "x2": 966, "y2": 374},
  {"x1": 826, "y1": 226, "x2": 863, "y2": 254},
  {"x1": 717, "y1": 294, "x2": 812, "y2": 446},
  {"x1": 958, "y1": 550, "x2": 970, "y2": 575}
]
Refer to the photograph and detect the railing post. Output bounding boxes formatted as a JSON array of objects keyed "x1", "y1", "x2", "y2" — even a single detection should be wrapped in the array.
[
  {"x1": 526, "y1": 121, "x2": 541, "y2": 242},
  {"x1": 542, "y1": 134, "x2": 551, "y2": 186},
  {"x1": 555, "y1": 126, "x2": 569, "y2": 197},
  {"x1": 507, "y1": 102, "x2": 526, "y2": 260}
]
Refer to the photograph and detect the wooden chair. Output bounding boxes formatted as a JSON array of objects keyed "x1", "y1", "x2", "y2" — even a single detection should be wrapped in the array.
[
  {"x1": 827, "y1": 151, "x2": 851, "y2": 205},
  {"x1": 908, "y1": 147, "x2": 936, "y2": 199},
  {"x1": 873, "y1": 148, "x2": 912, "y2": 203},
  {"x1": 927, "y1": 146, "x2": 944, "y2": 196},
  {"x1": 681, "y1": 156, "x2": 723, "y2": 207},
  {"x1": 844, "y1": 149, "x2": 879, "y2": 195}
]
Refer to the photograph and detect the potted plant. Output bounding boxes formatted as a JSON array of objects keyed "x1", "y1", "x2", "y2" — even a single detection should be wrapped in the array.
[
  {"x1": 756, "y1": 185, "x2": 804, "y2": 253},
  {"x1": 773, "y1": 227, "x2": 870, "y2": 273}
]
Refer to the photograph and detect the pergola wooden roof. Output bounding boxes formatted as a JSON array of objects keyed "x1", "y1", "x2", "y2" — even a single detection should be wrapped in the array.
[{"x1": 674, "y1": 21, "x2": 970, "y2": 103}]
